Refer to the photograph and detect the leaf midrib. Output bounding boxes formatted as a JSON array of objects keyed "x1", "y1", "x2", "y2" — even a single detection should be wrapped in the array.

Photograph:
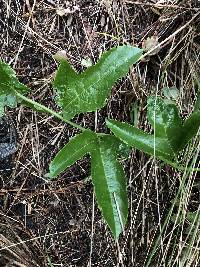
[
  {"x1": 114, "y1": 124, "x2": 173, "y2": 157},
  {"x1": 51, "y1": 138, "x2": 97, "y2": 176},
  {"x1": 97, "y1": 143, "x2": 121, "y2": 232},
  {"x1": 60, "y1": 50, "x2": 141, "y2": 113}
]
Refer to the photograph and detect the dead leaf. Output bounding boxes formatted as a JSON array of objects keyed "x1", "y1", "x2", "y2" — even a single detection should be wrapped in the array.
[
  {"x1": 142, "y1": 36, "x2": 160, "y2": 55},
  {"x1": 56, "y1": 5, "x2": 79, "y2": 17}
]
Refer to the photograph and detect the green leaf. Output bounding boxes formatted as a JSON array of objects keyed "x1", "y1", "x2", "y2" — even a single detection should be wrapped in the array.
[
  {"x1": 187, "y1": 211, "x2": 200, "y2": 223},
  {"x1": 46, "y1": 130, "x2": 97, "y2": 178},
  {"x1": 179, "y1": 111, "x2": 200, "y2": 151},
  {"x1": 147, "y1": 96, "x2": 200, "y2": 153},
  {"x1": 106, "y1": 119, "x2": 174, "y2": 160},
  {"x1": 91, "y1": 135, "x2": 128, "y2": 239},
  {"x1": 101, "y1": 134, "x2": 131, "y2": 158},
  {"x1": 0, "y1": 60, "x2": 29, "y2": 116},
  {"x1": 194, "y1": 91, "x2": 200, "y2": 112},
  {"x1": 53, "y1": 46, "x2": 143, "y2": 119},
  {"x1": 162, "y1": 86, "x2": 179, "y2": 100},
  {"x1": 147, "y1": 96, "x2": 183, "y2": 153}
]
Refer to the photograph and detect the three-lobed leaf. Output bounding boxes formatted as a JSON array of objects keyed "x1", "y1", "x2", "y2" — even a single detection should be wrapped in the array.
[
  {"x1": 46, "y1": 132, "x2": 128, "y2": 239},
  {"x1": 1, "y1": 47, "x2": 199, "y2": 242},
  {"x1": 53, "y1": 46, "x2": 143, "y2": 119}
]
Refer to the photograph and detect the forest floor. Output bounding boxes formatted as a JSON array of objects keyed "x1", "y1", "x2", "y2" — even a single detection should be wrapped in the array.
[{"x1": 0, "y1": 1, "x2": 200, "y2": 266}]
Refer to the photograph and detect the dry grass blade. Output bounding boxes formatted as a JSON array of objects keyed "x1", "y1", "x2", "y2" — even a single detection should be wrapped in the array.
[{"x1": 0, "y1": 213, "x2": 46, "y2": 266}]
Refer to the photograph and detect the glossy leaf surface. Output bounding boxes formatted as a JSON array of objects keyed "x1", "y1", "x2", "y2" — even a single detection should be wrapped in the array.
[
  {"x1": 47, "y1": 130, "x2": 97, "y2": 178},
  {"x1": 179, "y1": 111, "x2": 200, "y2": 151},
  {"x1": 91, "y1": 136, "x2": 128, "y2": 239},
  {"x1": 0, "y1": 60, "x2": 28, "y2": 116},
  {"x1": 106, "y1": 119, "x2": 174, "y2": 160},
  {"x1": 147, "y1": 96, "x2": 183, "y2": 153},
  {"x1": 53, "y1": 46, "x2": 143, "y2": 119}
]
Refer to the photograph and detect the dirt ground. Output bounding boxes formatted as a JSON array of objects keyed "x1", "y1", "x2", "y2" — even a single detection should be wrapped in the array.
[{"x1": 0, "y1": 1, "x2": 199, "y2": 266}]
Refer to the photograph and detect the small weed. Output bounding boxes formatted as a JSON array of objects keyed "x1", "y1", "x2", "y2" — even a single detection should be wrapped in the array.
[{"x1": 0, "y1": 46, "x2": 199, "y2": 240}]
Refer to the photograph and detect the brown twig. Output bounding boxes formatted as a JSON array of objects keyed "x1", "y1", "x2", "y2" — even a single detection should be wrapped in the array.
[{"x1": 125, "y1": 1, "x2": 200, "y2": 11}]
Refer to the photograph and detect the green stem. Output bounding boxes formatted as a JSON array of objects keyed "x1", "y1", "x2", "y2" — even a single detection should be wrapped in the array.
[
  {"x1": 16, "y1": 91, "x2": 200, "y2": 172},
  {"x1": 15, "y1": 91, "x2": 86, "y2": 132},
  {"x1": 162, "y1": 158, "x2": 200, "y2": 172}
]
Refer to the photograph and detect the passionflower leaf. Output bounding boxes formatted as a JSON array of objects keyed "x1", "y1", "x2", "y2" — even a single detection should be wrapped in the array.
[
  {"x1": 147, "y1": 96, "x2": 200, "y2": 153},
  {"x1": 106, "y1": 119, "x2": 174, "y2": 160},
  {"x1": 53, "y1": 46, "x2": 143, "y2": 119},
  {"x1": 147, "y1": 96, "x2": 183, "y2": 153},
  {"x1": 91, "y1": 135, "x2": 128, "y2": 239},
  {"x1": 0, "y1": 60, "x2": 29, "y2": 117},
  {"x1": 46, "y1": 130, "x2": 97, "y2": 178}
]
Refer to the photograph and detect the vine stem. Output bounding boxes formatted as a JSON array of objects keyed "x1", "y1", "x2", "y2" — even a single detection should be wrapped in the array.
[
  {"x1": 162, "y1": 159, "x2": 200, "y2": 172},
  {"x1": 15, "y1": 90, "x2": 86, "y2": 132},
  {"x1": 15, "y1": 91, "x2": 108, "y2": 138},
  {"x1": 15, "y1": 91, "x2": 199, "y2": 172}
]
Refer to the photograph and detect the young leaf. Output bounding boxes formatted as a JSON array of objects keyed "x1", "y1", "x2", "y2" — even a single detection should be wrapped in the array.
[
  {"x1": 147, "y1": 96, "x2": 183, "y2": 153},
  {"x1": 91, "y1": 136, "x2": 128, "y2": 239},
  {"x1": 0, "y1": 60, "x2": 29, "y2": 117},
  {"x1": 46, "y1": 130, "x2": 97, "y2": 178},
  {"x1": 179, "y1": 111, "x2": 200, "y2": 151},
  {"x1": 53, "y1": 46, "x2": 143, "y2": 119},
  {"x1": 106, "y1": 119, "x2": 174, "y2": 160},
  {"x1": 162, "y1": 86, "x2": 179, "y2": 100}
]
